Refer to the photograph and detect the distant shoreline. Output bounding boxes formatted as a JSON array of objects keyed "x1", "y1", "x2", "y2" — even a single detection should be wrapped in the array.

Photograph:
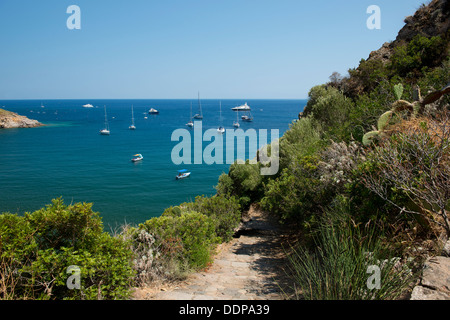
[{"x1": 0, "y1": 108, "x2": 43, "y2": 129}]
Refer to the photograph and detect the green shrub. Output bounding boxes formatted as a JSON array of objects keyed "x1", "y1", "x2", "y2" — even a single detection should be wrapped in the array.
[
  {"x1": 261, "y1": 155, "x2": 325, "y2": 228},
  {"x1": 182, "y1": 194, "x2": 241, "y2": 242},
  {"x1": 390, "y1": 34, "x2": 447, "y2": 78},
  {"x1": 278, "y1": 116, "x2": 324, "y2": 171},
  {"x1": 215, "y1": 161, "x2": 264, "y2": 208},
  {"x1": 140, "y1": 211, "x2": 220, "y2": 270},
  {"x1": 0, "y1": 199, "x2": 134, "y2": 300}
]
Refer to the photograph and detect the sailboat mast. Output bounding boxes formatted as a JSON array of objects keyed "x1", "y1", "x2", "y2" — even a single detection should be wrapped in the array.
[
  {"x1": 104, "y1": 105, "x2": 108, "y2": 130},
  {"x1": 198, "y1": 92, "x2": 202, "y2": 116}
]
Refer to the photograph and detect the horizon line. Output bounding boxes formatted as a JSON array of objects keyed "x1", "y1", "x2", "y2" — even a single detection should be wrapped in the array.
[{"x1": 0, "y1": 98, "x2": 309, "y2": 101}]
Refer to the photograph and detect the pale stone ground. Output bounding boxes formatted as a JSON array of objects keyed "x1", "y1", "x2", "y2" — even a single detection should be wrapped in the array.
[{"x1": 132, "y1": 206, "x2": 296, "y2": 300}]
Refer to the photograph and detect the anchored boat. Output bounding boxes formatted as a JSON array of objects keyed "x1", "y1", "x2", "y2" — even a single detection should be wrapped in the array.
[
  {"x1": 176, "y1": 169, "x2": 191, "y2": 180},
  {"x1": 131, "y1": 154, "x2": 143, "y2": 162}
]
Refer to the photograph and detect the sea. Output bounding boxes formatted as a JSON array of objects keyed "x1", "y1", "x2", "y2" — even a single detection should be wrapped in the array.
[{"x1": 0, "y1": 99, "x2": 305, "y2": 229}]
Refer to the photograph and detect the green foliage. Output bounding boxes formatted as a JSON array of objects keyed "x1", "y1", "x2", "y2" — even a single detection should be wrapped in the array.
[
  {"x1": 287, "y1": 202, "x2": 417, "y2": 300},
  {"x1": 303, "y1": 85, "x2": 354, "y2": 140},
  {"x1": 0, "y1": 199, "x2": 134, "y2": 300},
  {"x1": 261, "y1": 156, "x2": 325, "y2": 228},
  {"x1": 390, "y1": 35, "x2": 447, "y2": 78},
  {"x1": 181, "y1": 194, "x2": 241, "y2": 242},
  {"x1": 215, "y1": 161, "x2": 264, "y2": 209},
  {"x1": 140, "y1": 211, "x2": 220, "y2": 270},
  {"x1": 278, "y1": 116, "x2": 324, "y2": 171}
]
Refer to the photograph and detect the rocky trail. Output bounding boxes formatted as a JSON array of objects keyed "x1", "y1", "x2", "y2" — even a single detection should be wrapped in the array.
[{"x1": 133, "y1": 206, "x2": 296, "y2": 300}]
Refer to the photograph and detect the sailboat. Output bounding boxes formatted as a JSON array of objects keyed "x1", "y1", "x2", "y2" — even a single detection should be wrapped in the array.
[
  {"x1": 100, "y1": 106, "x2": 110, "y2": 135},
  {"x1": 186, "y1": 102, "x2": 194, "y2": 127},
  {"x1": 233, "y1": 110, "x2": 240, "y2": 128},
  {"x1": 193, "y1": 92, "x2": 203, "y2": 119},
  {"x1": 129, "y1": 105, "x2": 136, "y2": 130},
  {"x1": 217, "y1": 101, "x2": 225, "y2": 134}
]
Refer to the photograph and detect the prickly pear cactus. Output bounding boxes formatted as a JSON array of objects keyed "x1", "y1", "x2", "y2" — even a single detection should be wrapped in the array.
[{"x1": 393, "y1": 84, "x2": 404, "y2": 100}]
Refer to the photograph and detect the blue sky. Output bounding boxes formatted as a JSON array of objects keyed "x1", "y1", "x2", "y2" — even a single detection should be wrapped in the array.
[{"x1": 0, "y1": 0, "x2": 427, "y2": 99}]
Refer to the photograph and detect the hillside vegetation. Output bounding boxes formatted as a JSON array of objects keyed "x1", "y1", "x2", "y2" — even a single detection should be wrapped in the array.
[{"x1": 1, "y1": 0, "x2": 449, "y2": 300}]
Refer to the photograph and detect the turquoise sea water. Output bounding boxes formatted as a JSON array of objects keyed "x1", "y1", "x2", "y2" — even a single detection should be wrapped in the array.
[{"x1": 0, "y1": 99, "x2": 305, "y2": 228}]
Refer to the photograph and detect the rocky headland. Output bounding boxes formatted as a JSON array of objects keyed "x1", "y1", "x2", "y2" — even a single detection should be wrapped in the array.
[{"x1": 0, "y1": 108, "x2": 43, "y2": 129}]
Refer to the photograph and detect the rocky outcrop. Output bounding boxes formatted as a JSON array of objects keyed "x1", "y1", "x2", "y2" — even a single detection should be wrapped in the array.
[
  {"x1": 0, "y1": 109, "x2": 43, "y2": 129},
  {"x1": 366, "y1": 0, "x2": 449, "y2": 64},
  {"x1": 395, "y1": 0, "x2": 449, "y2": 45},
  {"x1": 411, "y1": 240, "x2": 450, "y2": 300}
]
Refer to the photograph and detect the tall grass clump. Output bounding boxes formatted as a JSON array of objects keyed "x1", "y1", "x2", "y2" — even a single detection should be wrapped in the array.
[{"x1": 286, "y1": 200, "x2": 416, "y2": 300}]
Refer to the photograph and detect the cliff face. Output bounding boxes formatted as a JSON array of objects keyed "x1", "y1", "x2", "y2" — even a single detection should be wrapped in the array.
[{"x1": 0, "y1": 109, "x2": 43, "y2": 129}]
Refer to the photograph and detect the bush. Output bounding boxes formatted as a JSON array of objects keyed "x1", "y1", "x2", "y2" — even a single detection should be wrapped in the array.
[
  {"x1": 302, "y1": 86, "x2": 354, "y2": 140},
  {"x1": 390, "y1": 35, "x2": 447, "y2": 79},
  {"x1": 0, "y1": 199, "x2": 134, "y2": 300},
  {"x1": 261, "y1": 156, "x2": 325, "y2": 228},
  {"x1": 181, "y1": 194, "x2": 241, "y2": 242},
  {"x1": 215, "y1": 161, "x2": 264, "y2": 208},
  {"x1": 278, "y1": 116, "x2": 324, "y2": 171},
  {"x1": 140, "y1": 211, "x2": 220, "y2": 270}
]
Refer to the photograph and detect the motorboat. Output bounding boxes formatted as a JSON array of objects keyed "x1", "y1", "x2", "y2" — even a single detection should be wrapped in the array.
[
  {"x1": 131, "y1": 154, "x2": 143, "y2": 162},
  {"x1": 232, "y1": 102, "x2": 251, "y2": 111},
  {"x1": 83, "y1": 104, "x2": 94, "y2": 108},
  {"x1": 149, "y1": 108, "x2": 159, "y2": 114},
  {"x1": 176, "y1": 169, "x2": 191, "y2": 180},
  {"x1": 241, "y1": 111, "x2": 253, "y2": 122}
]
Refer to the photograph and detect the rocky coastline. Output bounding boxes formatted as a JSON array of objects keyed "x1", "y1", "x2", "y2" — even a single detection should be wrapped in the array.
[{"x1": 0, "y1": 108, "x2": 43, "y2": 129}]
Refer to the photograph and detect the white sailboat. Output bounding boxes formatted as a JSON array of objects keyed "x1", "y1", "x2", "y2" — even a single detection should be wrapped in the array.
[
  {"x1": 233, "y1": 110, "x2": 240, "y2": 128},
  {"x1": 100, "y1": 106, "x2": 110, "y2": 135},
  {"x1": 217, "y1": 101, "x2": 225, "y2": 134},
  {"x1": 193, "y1": 92, "x2": 203, "y2": 119},
  {"x1": 186, "y1": 102, "x2": 194, "y2": 127},
  {"x1": 129, "y1": 105, "x2": 136, "y2": 130}
]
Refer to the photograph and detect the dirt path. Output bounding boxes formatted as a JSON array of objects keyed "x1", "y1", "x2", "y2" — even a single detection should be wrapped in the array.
[{"x1": 132, "y1": 206, "x2": 295, "y2": 300}]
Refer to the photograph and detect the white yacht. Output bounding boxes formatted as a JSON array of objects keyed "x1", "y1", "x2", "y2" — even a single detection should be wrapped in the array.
[{"x1": 232, "y1": 102, "x2": 251, "y2": 111}]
